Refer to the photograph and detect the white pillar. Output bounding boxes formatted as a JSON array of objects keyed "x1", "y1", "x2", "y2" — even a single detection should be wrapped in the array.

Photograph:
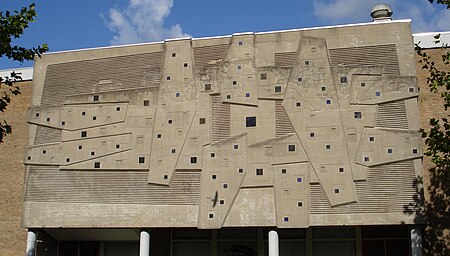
[
  {"x1": 26, "y1": 230, "x2": 36, "y2": 256},
  {"x1": 410, "y1": 227, "x2": 423, "y2": 256},
  {"x1": 139, "y1": 230, "x2": 150, "y2": 256},
  {"x1": 268, "y1": 230, "x2": 279, "y2": 256}
]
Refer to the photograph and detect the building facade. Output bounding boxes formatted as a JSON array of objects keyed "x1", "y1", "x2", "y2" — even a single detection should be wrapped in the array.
[{"x1": 19, "y1": 19, "x2": 426, "y2": 256}]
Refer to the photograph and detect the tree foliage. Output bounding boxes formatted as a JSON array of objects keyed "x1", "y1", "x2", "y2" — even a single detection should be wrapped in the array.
[
  {"x1": 413, "y1": 1, "x2": 450, "y2": 255},
  {"x1": 0, "y1": 3, "x2": 48, "y2": 143},
  {"x1": 428, "y1": 0, "x2": 450, "y2": 9}
]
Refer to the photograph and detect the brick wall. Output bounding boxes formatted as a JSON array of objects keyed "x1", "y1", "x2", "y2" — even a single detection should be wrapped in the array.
[
  {"x1": 0, "y1": 81, "x2": 32, "y2": 256},
  {"x1": 416, "y1": 47, "x2": 450, "y2": 191}
]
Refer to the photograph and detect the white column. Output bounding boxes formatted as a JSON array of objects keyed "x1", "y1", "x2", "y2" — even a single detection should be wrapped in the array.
[
  {"x1": 410, "y1": 227, "x2": 423, "y2": 256},
  {"x1": 26, "y1": 230, "x2": 36, "y2": 256},
  {"x1": 268, "y1": 230, "x2": 279, "y2": 256},
  {"x1": 139, "y1": 230, "x2": 150, "y2": 256}
]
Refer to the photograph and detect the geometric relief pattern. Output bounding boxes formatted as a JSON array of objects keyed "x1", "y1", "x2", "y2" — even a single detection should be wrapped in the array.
[{"x1": 24, "y1": 25, "x2": 422, "y2": 229}]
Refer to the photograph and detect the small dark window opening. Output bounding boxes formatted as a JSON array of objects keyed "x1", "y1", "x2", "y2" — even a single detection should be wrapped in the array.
[
  {"x1": 340, "y1": 76, "x2": 348, "y2": 83},
  {"x1": 238, "y1": 41, "x2": 243, "y2": 46},
  {"x1": 364, "y1": 156, "x2": 370, "y2": 162},
  {"x1": 375, "y1": 91, "x2": 381, "y2": 96},
  {"x1": 246, "y1": 116, "x2": 256, "y2": 127},
  {"x1": 171, "y1": 149, "x2": 176, "y2": 154},
  {"x1": 297, "y1": 177, "x2": 302, "y2": 183},
  {"x1": 93, "y1": 95, "x2": 99, "y2": 101},
  {"x1": 116, "y1": 107, "x2": 121, "y2": 111},
  {"x1": 245, "y1": 93, "x2": 250, "y2": 97},
  {"x1": 66, "y1": 158, "x2": 70, "y2": 163},
  {"x1": 212, "y1": 175, "x2": 217, "y2": 180},
  {"x1": 321, "y1": 86, "x2": 326, "y2": 91},
  {"x1": 275, "y1": 86, "x2": 282, "y2": 93},
  {"x1": 409, "y1": 87, "x2": 415, "y2": 93},
  {"x1": 208, "y1": 213, "x2": 214, "y2": 219},
  {"x1": 325, "y1": 144, "x2": 331, "y2": 149},
  {"x1": 238, "y1": 168, "x2": 244, "y2": 173},
  {"x1": 282, "y1": 169, "x2": 287, "y2": 174},
  {"x1": 157, "y1": 133, "x2": 162, "y2": 138},
  {"x1": 326, "y1": 99, "x2": 331, "y2": 104},
  {"x1": 211, "y1": 153, "x2": 215, "y2": 158},
  {"x1": 35, "y1": 112, "x2": 40, "y2": 117},
  {"x1": 226, "y1": 95, "x2": 231, "y2": 99},
  {"x1": 297, "y1": 77, "x2": 303, "y2": 82},
  {"x1": 78, "y1": 145, "x2": 82, "y2": 150},
  {"x1": 234, "y1": 144, "x2": 239, "y2": 150},
  {"x1": 190, "y1": 157, "x2": 197, "y2": 164},
  {"x1": 143, "y1": 100, "x2": 150, "y2": 106},
  {"x1": 288, "y1": 145, "x2": 296, "y2": 152},
  {"x1": 260, "y1": 73, "x2": 267, "y2": 80},
  {"x1": 284, "y1": 216, "x2": 289, "y2": 222},
  {"x1": 220, "y1": 200, "x2": 225, "y2": 205},
  {"x1": 168, "y1": 119, "x2": 173, "y2": 124},
  {"x1": 166, "y1": 76, "x2": 171, "y2": 80},
  {"x1": 42, "y1": 150, "x2": 47, "y2": 154},
  {"x1": 205, "y1": 84, "x2": 211, "y2": 91},
  {"x1": 82, "y1": 111, "x2": 86, "y2": 116},
  {"x1": 354, "y1": 112, "x2": 362, "y2": 119},
  {"x1": 334, "y1": 188, "x2": 340, "y2": 194},
  {"x1": 93, "y1": 116, "x2": 97, "y2": 121},
  {"x1": 46, "y1": 117, "x2": 51, "y2": 122},
  {"x1": 223, "y1": 183, "x2": 228, "y2": 189},
  {"x1": 171, "y1": 53, "x2": 176, "y2": 57},
  {"x1": 298, "y1": 202, "x2": 303, "y2": 207},
  {"x1": 61, "y1": 121, "x2": 66, "y2": 126},
  {"x1": 360, "y1": 82, "x2": 366, "y2": 87},
  {"x1": 310, "y1": 132, "x2": 315, "y2": 137},
  {"x1": 387, "y1": 148, "x2": 393, "y2": 154},
  {"x1": 184, "y1": 63, "x2": 188, "y2": 67},
  {"x1": 199, "y1": 118, "x2": 206, "y2": 124},
  {"x1": 91, "y1": 151, "x2": 95, "y2": 156},
  {"x1": 232, "y1": 80, "x2": 237, "y2": 85},
  {"x1": 413, "y1": 148, "x2": 418, "y2": 154},
  {"x1": 116, "y1": 144, "x2": 120, "y2": 149},
  {"x1": 304, "y1": 60, "x2": 310, "y2": 65},
  {"x1": 369, "y1": 136, "x2": 375, "y2": 142},
  {"x1": 81, "y1": 131, "x2": 87, "y2": 137},
  {"x1": 27, "y1": 156, "x2": 31, "y2": 160},
  {"x1": 94, "y1": 162, "x2": 101, "y2": 168},
  {"x1": 164, "y1": 175, "x2": 168, "y2": 180},
  {"x1": 256, "y1": 169, "x2": 264, "y2": 175},
  {"x1": 339, "y1": 167, "x2": 344, "y2": 173},
  {"x1": 296, "y1": 102, "x2": 301, "y2": 107}
]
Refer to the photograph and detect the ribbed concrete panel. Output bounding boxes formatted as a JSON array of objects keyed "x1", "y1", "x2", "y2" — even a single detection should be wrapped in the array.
[
  {"x1": 375, "y1": 100, "x2": 408, "y2": 129},
  {"x1": 193, "y1": 44, "x2": 229, "y2": 68},
  {"x1": 33, "y1": 126, "x2": 61, "y2": 145},
  {"x1": 275, "y1": 100, "x2": 295, "y2": 137},
  {"x1": 329, "y1": 44, "x2": 400, "y2": 75},
  {"x1": 274, "y1": 52, "x2": 296, "y2": 67},
  {"x1": 42, "y1": 52, "x2": 163, "y2": 105},
  {"x1": 25, "y1": 167, "x2": 200, "y2": 205},
  {"x1": 211, "y1": 95, "x2": 230, "y2": 142},
  {"x1": 310, "y1": 160, "x2": 416, "y2": 214}
]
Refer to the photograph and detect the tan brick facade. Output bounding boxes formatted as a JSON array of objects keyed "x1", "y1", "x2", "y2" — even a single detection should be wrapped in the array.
[
  {"x1": 0, "y1": 81, "x2": 31, "y2": 256},
  {"x1": 416, "y1": 47, "x2": 450, "y2": 191}
]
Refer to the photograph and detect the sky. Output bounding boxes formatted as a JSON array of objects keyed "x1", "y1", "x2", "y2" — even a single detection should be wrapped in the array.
[{"x1": 0, "y1": 0, "x2": 449, "y2": 70}]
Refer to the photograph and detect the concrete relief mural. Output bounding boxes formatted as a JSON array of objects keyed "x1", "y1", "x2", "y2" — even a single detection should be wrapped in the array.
[{"x1": 23, "y1": 23, "x2": 422, "y2": 229}]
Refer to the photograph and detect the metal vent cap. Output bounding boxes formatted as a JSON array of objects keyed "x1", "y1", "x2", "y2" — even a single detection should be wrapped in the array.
[{"x1": 371, "y1": 4, "x2": 393, "y2": 20}]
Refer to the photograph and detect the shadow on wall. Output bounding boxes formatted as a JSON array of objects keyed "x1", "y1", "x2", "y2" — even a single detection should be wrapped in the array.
[{"x1": 404, "y1": 170, "x2": 450, "y2": 255}]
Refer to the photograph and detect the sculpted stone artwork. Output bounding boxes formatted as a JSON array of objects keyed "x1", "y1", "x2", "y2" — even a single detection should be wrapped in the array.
[{"x1": 23, "y1": 20, "x2": 422, "y2": 229}]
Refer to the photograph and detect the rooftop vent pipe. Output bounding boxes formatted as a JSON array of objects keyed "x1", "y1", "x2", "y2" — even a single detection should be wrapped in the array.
[{"x1": 371, "y1": 4, "x2": 393, "y2": 21}]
